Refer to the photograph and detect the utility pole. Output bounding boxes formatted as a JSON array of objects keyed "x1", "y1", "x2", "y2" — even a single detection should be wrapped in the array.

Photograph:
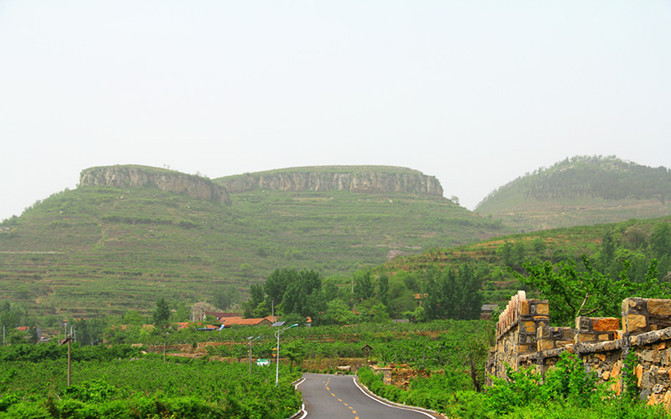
[
  {"x1": 247, "y1": 336, "x2": 260, "y2": 374},
  {"x1": 275, "y1": 323, "x2": 298, "y2": 387},
  {"x1": 60, "y1": 332, "x2": 72, "y2": 387},
  {"x1": 67, "y1": 336, "x2": 71, "y2": 386}
]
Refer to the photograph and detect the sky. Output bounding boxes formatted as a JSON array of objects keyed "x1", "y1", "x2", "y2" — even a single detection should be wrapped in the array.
[{"x1": 1, "y1": 1, "x2": 670, "y2": 221}]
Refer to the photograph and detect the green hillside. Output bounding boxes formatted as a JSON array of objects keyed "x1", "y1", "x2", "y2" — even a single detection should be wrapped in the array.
[
  {"x1": 0, "y1": 165, "x2": 511, "y2": 319},
  {"x1": 476, "y1": 156, "x2": 671, "y2": 232},
  {"x1": 380, "y1": 214, "x2": 671, "y2": 306}
]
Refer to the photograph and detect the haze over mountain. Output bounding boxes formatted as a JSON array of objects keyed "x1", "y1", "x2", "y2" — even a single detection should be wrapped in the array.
[{"x1": 476, "y1": 156, "x2": 671, "y2": 232}]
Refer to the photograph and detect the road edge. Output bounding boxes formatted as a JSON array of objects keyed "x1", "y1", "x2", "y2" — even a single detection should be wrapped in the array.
[
  {"x1": 289, "y1": 377, "x2": 307, "y2": 419},
  {"x1": 353, "y1": 374, "x2": 447, "y2": 419}
]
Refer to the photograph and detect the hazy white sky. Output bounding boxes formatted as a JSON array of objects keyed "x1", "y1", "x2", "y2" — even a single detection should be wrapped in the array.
[{"x1": 1, "y1": 1, "x2": 669, "y2": 221}]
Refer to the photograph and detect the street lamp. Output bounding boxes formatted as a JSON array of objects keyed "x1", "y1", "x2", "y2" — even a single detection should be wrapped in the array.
[
  {"x1": 275, "y1": 323, "x2": 298, "y2": 387},
  {"x1": 247, "y1": 336, "x2": 260, "y2": 374}
]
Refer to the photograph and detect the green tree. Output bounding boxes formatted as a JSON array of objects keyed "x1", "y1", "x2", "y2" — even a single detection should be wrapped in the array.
[
  {"x1": 423, "y1": 264, "x2": 483, "y2": 321},
  {"x1": 650, "y1": 223, "x2": 671, "y2": 259},
  {"x1": 353, "y1": 271, "x2": 374, "y2": 302},
  {"x1": 72, "y1": 318, "x2": 106, "y2": 345},
  {"x1": 600, "y1": 229, "x2": 617, "y2": 272},
  {"x1": 264, "y1": 268, "x2": 296, "y2": 307},
  {"x1": 282, "y1": 269, "x2": 322, "y2": 318},
  {"x1": 321, "y1": 299, "x2": 356, "y2": 325},
  {"x1": 243, "y1": 283, "x2": 265, "y2": 317},
  {"x1": 283, "y1": 339, "x2": 306, "y2": 373},
  {"x1": 377, "y1": 274, "x2": 390, "y2": 306},
  {"x1": 213, "y1": 285, "x2": 241, "y2": 311},
  {"x1": 499, "y1": 242, "x2": 513, "y2": 267},
  {"x1": 369, "y1": 303, "x2": 390, "y2": 323},
  {"x1": 519, "y1": 256, "x2": 671, "y2": 326},
  {"x1": 152, "y1": 297, "x2": 171, "y2": 329}
]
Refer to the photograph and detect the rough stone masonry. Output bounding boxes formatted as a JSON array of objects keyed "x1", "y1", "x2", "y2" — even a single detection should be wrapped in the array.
[{"x1": 486, "y1": 291, "x2": 671, "y2": 409}]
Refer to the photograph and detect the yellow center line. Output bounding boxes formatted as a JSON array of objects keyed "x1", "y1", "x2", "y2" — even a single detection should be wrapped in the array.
[{"x1": 325, "y1": 377, "x2": 359, "y2": 418}]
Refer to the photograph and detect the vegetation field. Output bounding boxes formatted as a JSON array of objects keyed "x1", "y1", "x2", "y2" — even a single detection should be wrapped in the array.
[{"x1": 0, "y1": 345, "x2": 301, "y2": 418}]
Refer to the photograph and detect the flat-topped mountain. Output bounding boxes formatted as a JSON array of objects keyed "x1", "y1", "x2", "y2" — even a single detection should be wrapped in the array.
[
  {"x1": 0, "y1": 164, "x2": 510, "y2": 319},
  {"x1": 216, "y1": 166, "x2": 443, "y2": 196},
  {"x1": 476, "y1": 156, "x2": 671, "y2": 232},
  {"x1": 81, "y1": 165, "x2": 230, "y2": 203}
]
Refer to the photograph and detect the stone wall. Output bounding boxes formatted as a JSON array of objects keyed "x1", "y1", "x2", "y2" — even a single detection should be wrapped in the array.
[
  {"x1": 486, "y1": 292, "x2": 671, "y2": 409},
  {"x1": 487, "y1": 291, "x2": 550, "y2": 380}
]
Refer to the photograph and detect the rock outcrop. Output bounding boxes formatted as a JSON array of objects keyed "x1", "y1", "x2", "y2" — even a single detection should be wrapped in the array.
[
  {"x1": 79, "y1": 165, "x2": 230, "y2": 203},
  {"x1": 216, "y1": 166, "x2": 443, "y2": 196}
]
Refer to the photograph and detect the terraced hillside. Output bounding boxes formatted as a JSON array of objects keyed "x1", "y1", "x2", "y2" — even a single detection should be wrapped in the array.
[
  {"x1": 0, "y1": 165, "x2": 512, "y2": 319},
  {"x1": 380, "y1": 214, "x2": 671, "y2": 305},
  {"x1": 476, "y1": 156, "x2": 671, "y2": 232}
]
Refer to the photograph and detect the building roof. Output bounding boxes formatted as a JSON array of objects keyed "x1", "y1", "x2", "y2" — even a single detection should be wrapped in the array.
[
  {"x1": 204, "y1": 311, "x2": 240, "y2": 320},
  {"x1": 222, "y1": 316, "x2": 273, "y2": 327}
]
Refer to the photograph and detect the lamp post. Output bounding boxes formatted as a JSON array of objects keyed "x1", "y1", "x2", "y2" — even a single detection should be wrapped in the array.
[
  {"x1": 247, "y1": 336, "x2": 260, "y2": 374},
  {"x1": 275, "y1": 323, "x2": 298, "y2": 387}
]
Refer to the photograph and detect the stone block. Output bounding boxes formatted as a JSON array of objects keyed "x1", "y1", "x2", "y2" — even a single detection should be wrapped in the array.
[
  {"x1": 602, "y1": 371, "x2": 610, "y2": 380},
  {"x1": 662, "y1": 390, "x2": 671, "y2": 412},
  {"x1": 538, "y1": 339, "x2": 555, "y2": 351},
  {"x1": 648, "y1": 299, "x2": 671, "y2": 317},
  {"x1": 578, "y1": 333, "x2": 596, "y2": 342},
  {"x1": 611, "y1": 361, "x2": 622, "y2": 379},
  {"x1": 561, "y1": 328, "x2": 576, "y2": 340},
  {"x1": 598, "y1": 333, "x2": 611, "y2": 341},
  {"x1": 593, "y1": 317, "x2": 620, "y2": 332},
  {"x1": 625, "y1": 314, "x2": 648, "y2": 334},
  {"x1": 636, "y1": 364, "x2": 644, "y2": 387},
  {"x1": 576, "y1": 316, "x2": 591, "y2": 332},
  {"x1": 623, "y1": 298, "x2": 645, "y2": 315},
  {"x1": 536, "y1": 303, "x2": 549, "y2": 315},
  {"x1": 524, "y1": 321, "x2": 536, "y2": 333},
  {"x1": 596, "y1": 353, "x2": 606, "y2": 362},
  {"x1": 518, "y1": 344, "x2": 533, "y2": 353},
  {"x1": 520, "y1": 300, "x2": 529, "y2": 315}
]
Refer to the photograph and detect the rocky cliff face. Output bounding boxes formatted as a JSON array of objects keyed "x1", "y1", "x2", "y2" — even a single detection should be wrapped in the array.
[
  {"x1": 79, "y1": 166, "x2": 230, "y2": 203},
  {"x1": 217, "y1": 167, "x2": 444, "y2": 196}
]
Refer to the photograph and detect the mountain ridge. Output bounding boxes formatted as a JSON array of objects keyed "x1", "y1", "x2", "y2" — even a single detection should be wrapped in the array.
[{"x1": 476, "y1": 156, "x2": 671, "y2": 231}]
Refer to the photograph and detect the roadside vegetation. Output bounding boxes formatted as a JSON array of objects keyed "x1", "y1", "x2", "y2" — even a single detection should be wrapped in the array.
[{"x1": 0, "y1": 344, "x2": 300, "y2": 418}]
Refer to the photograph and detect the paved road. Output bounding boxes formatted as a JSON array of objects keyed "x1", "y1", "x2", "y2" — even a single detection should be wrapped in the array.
[{"x1": 295, "y1": 373, "x2": 436, "y2": 419}]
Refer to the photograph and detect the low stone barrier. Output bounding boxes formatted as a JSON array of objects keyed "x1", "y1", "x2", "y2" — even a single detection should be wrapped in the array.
[{"x1": 486, "y1": 293, "x2": 671, "y2": 410}]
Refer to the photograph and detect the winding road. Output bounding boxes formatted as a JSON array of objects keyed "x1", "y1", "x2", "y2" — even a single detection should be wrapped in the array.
[{"x1": 295, "y1": 373, "x2": 437, "y2": 419}]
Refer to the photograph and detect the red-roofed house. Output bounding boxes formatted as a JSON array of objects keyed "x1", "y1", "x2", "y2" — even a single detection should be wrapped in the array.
[{"x1": 221, "y1": 316, "x2": 273, "y2": 327}]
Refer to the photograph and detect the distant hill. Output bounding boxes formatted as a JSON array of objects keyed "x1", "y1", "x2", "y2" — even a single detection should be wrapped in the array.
[
  {"x1": 476, "y1": 156, "x2": 671, "y2": 232},
  {"x1": 0, "y1": 164, "x2": 512, "y2": 319}
]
